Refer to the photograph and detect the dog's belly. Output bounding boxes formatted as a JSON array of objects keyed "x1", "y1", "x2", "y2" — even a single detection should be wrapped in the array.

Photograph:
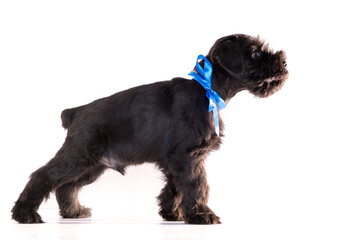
[
  {"x1": 99, "y1": 157, "x2": 126, "y2": 175},
  {"x1": 99, "y1": 141, "x2": 164, "y2": 174}
]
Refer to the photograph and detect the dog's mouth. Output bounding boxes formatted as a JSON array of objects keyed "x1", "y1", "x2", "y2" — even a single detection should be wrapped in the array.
[{"x1": 264, "y1": 72, "x2": 287, "y2": 83}]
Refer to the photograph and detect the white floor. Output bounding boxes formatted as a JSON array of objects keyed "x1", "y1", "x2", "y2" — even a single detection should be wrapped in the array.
[{"x1": 4, "y1": 209, "x2": 230, "y2": 240}]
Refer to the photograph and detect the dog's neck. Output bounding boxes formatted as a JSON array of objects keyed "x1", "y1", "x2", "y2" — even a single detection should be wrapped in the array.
[
  {"x1": 192, "y1": 55, "x2": 245, "y2": 102},
  {"x1": 210, "y1": 63, "x2": 243, "y2": 102}
]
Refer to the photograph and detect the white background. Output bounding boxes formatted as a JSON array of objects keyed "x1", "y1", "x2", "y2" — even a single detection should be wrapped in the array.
[{"x1": 0, "y1": 0, "x2": 359, "y2": 239}]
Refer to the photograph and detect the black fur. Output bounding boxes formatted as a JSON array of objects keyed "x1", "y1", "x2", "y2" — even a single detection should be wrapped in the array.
[{"x1": 11, "y1": 34, "x2": 288, "y2": 224}]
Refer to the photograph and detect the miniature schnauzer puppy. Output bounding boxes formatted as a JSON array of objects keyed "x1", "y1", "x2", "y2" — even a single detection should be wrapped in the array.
[{"x1": 12, "y1": 34, "x2": 288, "y2": 224}]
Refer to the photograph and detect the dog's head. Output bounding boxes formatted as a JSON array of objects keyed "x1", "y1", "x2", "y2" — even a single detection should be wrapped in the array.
[{"x1": 208, "y1": 34, "x2": 288, "y2": 98}]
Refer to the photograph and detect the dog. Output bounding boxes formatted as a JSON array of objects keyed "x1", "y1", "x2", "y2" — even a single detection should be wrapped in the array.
[{"x1": 11, "y1": 34, "x2": 288, "y2": 224}]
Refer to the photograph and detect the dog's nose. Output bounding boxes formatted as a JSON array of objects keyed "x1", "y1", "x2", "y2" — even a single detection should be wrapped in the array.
[{"x1": 276, "y1": 50, "x2": 287, "y2": 68}]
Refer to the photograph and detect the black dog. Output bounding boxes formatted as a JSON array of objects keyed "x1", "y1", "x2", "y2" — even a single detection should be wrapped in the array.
[{"x1": 12, "y1": 34, "x2": 288, "y2": 224}]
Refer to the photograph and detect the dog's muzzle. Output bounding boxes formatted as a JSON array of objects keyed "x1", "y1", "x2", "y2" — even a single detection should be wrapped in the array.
[{"x1": 273, "y1": 51, "x2": 288, "y2": 77}]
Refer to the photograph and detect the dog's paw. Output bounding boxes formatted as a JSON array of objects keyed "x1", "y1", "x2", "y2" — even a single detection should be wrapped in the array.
[
  {"x1": 159, "y1": 209, "x2": 184, "y2": 221},
  {"x1": 12, "y1": 203, "x2": 44, "y2": 224},
  {"x1": 76, "y1": 206, "x2": 92, "y2": 218},
  {"x1": 185, "y1": 211, "x2": 221, "y2": 225},
  {"x1": 12, "y1": 210, "x2": 44, "y2": 224},
  {"x1": 61, "y1": 206, "x2": 92, "y2": 219}
]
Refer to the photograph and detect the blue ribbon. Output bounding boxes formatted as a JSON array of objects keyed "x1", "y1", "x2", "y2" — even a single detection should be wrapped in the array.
[{"x1": 189, "y1": 55, "x2": 226, "y2": 136}]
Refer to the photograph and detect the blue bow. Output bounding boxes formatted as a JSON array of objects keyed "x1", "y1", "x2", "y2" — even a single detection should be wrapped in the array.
[{"x1": 189, "y1": 55, "x2": 226, "y2": 136}]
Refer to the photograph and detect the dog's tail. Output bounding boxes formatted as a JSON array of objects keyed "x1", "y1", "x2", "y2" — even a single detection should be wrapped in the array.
[{"x1": 61, "y1": 106, "x2": 84, "y2": 129}]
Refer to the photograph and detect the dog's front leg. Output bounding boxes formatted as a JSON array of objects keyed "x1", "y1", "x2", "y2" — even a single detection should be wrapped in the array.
[{"x1": 172, "y1": 156, "x2": 221, "y2": 224}]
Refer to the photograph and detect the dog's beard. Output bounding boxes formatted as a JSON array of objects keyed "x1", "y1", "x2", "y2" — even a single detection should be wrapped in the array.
[{"x1": 254, "y1": 73, "x2": 288, "y2": 98}]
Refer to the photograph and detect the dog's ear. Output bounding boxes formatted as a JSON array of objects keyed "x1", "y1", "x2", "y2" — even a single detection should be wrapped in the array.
[{"x1": 209, "y1": 35, "x2": 244, "y2": 77}]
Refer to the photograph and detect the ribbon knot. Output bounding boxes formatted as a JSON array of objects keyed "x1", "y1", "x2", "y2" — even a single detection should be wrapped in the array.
[{"x1": 189, "y1": 55, "x2": 226, "y2": 136}]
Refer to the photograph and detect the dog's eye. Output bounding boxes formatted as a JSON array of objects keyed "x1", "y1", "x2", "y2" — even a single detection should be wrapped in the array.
[{"x1": 251, "y1": 50, "x2": 262, "y2": 59}]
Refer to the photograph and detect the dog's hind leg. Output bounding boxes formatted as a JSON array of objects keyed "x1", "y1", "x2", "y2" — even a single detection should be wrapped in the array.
[
  {"x1": 11, "y1": 164, "x2": 52, "y2": 223},
  {"x1": 11, "y1": 144, "x2": 98, "y2": 223},
  {"x1": 157, "y1": 168, "x2": 184, "y2": 221},
  {"x1": 55, "y1": 165, "x2": 106, "y2": 219}
]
